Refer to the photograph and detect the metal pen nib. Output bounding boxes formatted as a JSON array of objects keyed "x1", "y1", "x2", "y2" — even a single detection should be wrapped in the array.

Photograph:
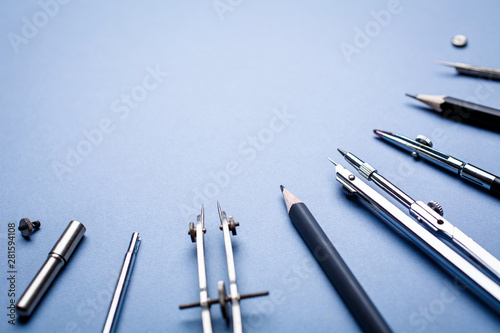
[
  {"x1": 374, "y1": 130, "x2": 500, "y2": 196},
  {"x1": 331, "y1": 161, "x2": 500, "y2": 314},
  {"x1": 338, "y1": 149, "x2": 500, "y2": 282},
  {"x1": 103, "y1": 232, "x2": 141, "y2": 333}
]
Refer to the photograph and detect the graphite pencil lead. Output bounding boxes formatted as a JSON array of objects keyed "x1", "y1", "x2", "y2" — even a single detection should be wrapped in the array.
[
  {"x1": 405, "y1": 93, "x2": 418, "y2": 99},
  {"x1": 407, "y1": 94, "x2": 446, "y2": 111},
  {"x1": 281, "y1": 187, "x2": 302, "y2": 213},
  {"x1": 328, "y1": 158, "x2": 338, "y2": 166},
  {"x1": 280, "y1": 185, "x2": 285, "y2": 192},
  {"x1": 337, "y1": 148, "x2": 347, "y2": 157}
]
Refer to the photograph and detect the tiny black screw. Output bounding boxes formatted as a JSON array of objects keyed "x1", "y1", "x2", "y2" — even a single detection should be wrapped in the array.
[{"x1": 18, "y1": 218, "x2": 41, "y2": 238}]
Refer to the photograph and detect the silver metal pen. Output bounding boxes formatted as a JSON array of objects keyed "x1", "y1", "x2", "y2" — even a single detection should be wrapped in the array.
[
  {"x1": 330, "y1": 160, "x2": 500, "y2": 313},
  {"x1": 103, "y1": 232, "x2": 141, "y2": 333},
  {"x1": 374, "y1": 130, "x2": 500, "y2": 197},
  {"x1": 17, "y1": 220, "x2": 86, "y2": 317}
]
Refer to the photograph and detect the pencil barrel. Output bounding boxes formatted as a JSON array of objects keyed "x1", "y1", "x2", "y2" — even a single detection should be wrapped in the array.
[
  {"x1": 442, "y1": 97, "x2": 500, "y2": 132},
  {"x1": 289, "y1": 203, "x2": 391, "y2": 333}
]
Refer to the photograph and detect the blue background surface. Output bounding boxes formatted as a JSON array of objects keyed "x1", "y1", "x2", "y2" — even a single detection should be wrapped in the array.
[{"x1": 1, "y1": 1, "x2": 500, "y2": 332}]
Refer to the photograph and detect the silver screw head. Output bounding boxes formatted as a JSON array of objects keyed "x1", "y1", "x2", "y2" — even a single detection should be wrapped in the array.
[
  {"x1": 452, "y1": 34, "x2": 467, "y2": 47},
  {"x1": 415, "y1": 135, "x2": 433, "y2": 147},
  {"x1": 427, "y1": 201, "x2": 444, "y2": 216}
]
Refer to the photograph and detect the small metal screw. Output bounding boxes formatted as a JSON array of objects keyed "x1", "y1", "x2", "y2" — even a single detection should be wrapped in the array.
[
  {"x1": 348, "y1": 174, "x2": 355, "y2": 180},
  {"x1": 452, "y1": 34, "x2": 467, "y2": 47},
  {"x1": 188, "y1": 222, "x2": 206, "y2": 243},
  {"x1": 220, "y1": 216, "x2": 239, "y2": 235},
  {"x1": 18, "y1": 218, "x2": 41, "y2": 238},
  {"x1": 415, "y1": 135, "x2": 433, "y2": 147},
  {"x1": 427, "y1": 201, "x2": 444, "y2": 216}
]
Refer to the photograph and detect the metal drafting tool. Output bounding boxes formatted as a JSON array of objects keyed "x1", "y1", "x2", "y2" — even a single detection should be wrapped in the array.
[
  {"x1": 338, "y1": 149, "x2": 500, "y2": 281},
  {"x1": 329, "y1": 158, "x2": 500, "y2": 314},
  {"x1": 437, "y1": 61, "x2": 500, "y2": 81},
  {"x1": 374, "y1": 130, "x2": 500, "y2": 197},
  {"x1": 217, "y1": 202, "x2": 242, "y2": 333},
  {"x1": 16, "y1": 220, "x2": 86, "y2": 317},
  {"x1": 103, "y1": 232, "x2": 141, "y2": 333},
  {"x1": 186, "y1": 205, "x2": 213, "y2": 333},
  {"x1": 180, "y1": 204, "x2": 269, "y2": 333}
]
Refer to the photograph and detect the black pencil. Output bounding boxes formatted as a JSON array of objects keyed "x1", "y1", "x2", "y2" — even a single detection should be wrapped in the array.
[
  {"x1": 406, "y1": 93, "x2": 500, "y2": 132},
  {"x1": 280, "y1": 185, "x2": 391, "y2": 333}
]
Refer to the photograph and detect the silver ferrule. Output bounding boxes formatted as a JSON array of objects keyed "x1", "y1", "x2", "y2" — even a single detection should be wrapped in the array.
[
  {"x1": 343, "y1": 151, "x2": 415, "y2": 208},
  {"x1": 103, "y1": 232, "x2": 141, "y2": 333},
  {"x1": 460, "y1": 164, "x2": 496, "y2": 189},
  {"x1": 16, "y1": 221, "x2": 86, "y2": 317}
]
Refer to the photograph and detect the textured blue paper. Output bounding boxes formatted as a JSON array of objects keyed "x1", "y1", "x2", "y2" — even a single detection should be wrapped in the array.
[{"x1": 1, "y1": 1, "x2": 499, "y2": 332}]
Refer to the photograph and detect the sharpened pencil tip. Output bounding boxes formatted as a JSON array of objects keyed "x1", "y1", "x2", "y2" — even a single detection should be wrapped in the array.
[
  {"x1": 280, "y1": 185, "x2": 285, "y2": 192},
  {"x1": 328, "y1": 158, "x2": 338, "y2": 166},
  {"x1": 337, "y1": 148, "x2": 347, "y2": 156},
  {"x1": 405, "y1": 93, "x2": 418, "y2": 99}
]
